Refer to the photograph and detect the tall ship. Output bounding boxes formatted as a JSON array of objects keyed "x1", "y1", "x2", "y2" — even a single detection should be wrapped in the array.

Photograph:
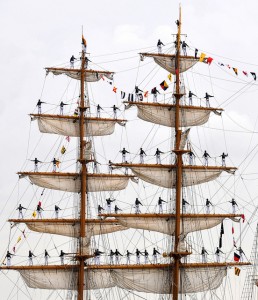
[{"x1": 1, "y1": 7, "x2": 257, "y2": 300}]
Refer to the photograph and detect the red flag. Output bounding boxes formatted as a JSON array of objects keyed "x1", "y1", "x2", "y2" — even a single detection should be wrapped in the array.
[
  {"x1": 234, "y1": 252, "x2": 240, "y2": 262},
  {"x1": 241, "y1": 214, "x2": 245, "y2": 223},
  {"x1": 144, "y1": 91, "x2": 149, "y2": 98},
  {"x1": 38, "y1": 201, "x2": 42, "y2": 207},
  {"x1": 232, "y1": 226, "x2": 234, "y2": 234},
  {"x1": 227, "y1": 64, "x2": 231, "y2": 69},
  {"x1": 207, "y1": 57, "x2": 213, "y2": 65},
  {"x1": 113, "y1": 87, "x2": 117, "y2": 93},
  {"x1": 243, "y1": 71, "x2": 248, "y2": 77},
  {"x1": 12, "y1": 246, "x2": 16, "y2": 253}
]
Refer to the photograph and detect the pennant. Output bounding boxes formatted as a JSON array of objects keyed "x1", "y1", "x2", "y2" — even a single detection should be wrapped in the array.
[
  {"x1": 233, "y1": 68, "x2": 238, "y2": 75},
  {"x1": 12, "y1": 246, "x2": 16, "y2": 253},
  {"x1": 227, "y1": 64, "x2": 231, "y2": 69},
  {"x1": 128, "y1": 94, "x2": 134, "y2": 102},
  {"x1": 100, "y1": 75, "x2": 105, "y2": 81},
  {"x1": 233, "y1": 237, "x2": 237, "y2": 248},
  {"x1": 234, "y1": 252, "x2": 240, "y2": 262},
  {"x1": 199, "y1": 53, "x2": 206, "y2": 62},
  {"x1": 218, "y1": 62, "x2": 224, "y2": 66},
  {"x1": 241, "y1": 214, "x2": 245, "y2": 223},
  {"x1": 38, "y1": 201, "x2": 42, "y2": 207},
  {"x1": 168, "y1": 73, "x2": 173, "y2": 81},
  {"x1": 251, "y1": 72, "x2": 257, "y2": 81},
  {"x1": 40, "y1": 188, "x2": 45, "y2": 196},
  {"x1": 121, "y1": 91, "x2": 126, "y2": 99},
  {"x1": 17, "y1": 236, "x2": 22, "y2": 243},
  {"x1": 32, "y1": 211, "x2": 37, "y2": 218},
  {"x1": 160, "y1": 80, "x2": 169, "y2": 91},
  {"x1": 232, "y1": 226, "x2": 234, "y2": 234},
  {"x1": 144, "y1": 91, "x2": 149, "y2": 98},
  {"x1": 235, "y1": 267, "x2": 241, "y2": 276},
  {"x1": 56, "y1": 160, "x2": 60, "y2": 168},
  {"x1": 66, "y1": 136, "x2": 70, "y2": 142},
  {"x1": 207, "y1": 57, "x2": 213, "y2": 65},
  {"x1": 61, "y1": 146, "x2": 66, "y2": 155},
  {"x1": 82, "y1": 35, "x2": 87, "y2": 52},
  {"x1": 243, "y1": 71, "x2": 248, "y2": 77},
  {"x1": 22, "y1": 229, "x2": 26, "y2": 238},
  {"x1": 113, "y1": 87, "x2": 117, "y2": 93}
]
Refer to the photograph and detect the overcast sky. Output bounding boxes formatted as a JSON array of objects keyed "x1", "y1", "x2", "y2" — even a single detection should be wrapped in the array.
[{"x1": 1, "y1": 0, "x2": 258, "y2": 299}]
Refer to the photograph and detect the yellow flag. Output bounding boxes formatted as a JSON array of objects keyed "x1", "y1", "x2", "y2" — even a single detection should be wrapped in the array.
[
  {"x1": 168, "y1": 73, "x2": 173, "y2": 81},
  {"x1": 17, "y1": 236, "x2": 22, "y2": 243},
  {"x1": 234, "y1": 267, "x2": 240, "y2": 276},
  {"x1": 233, "y1": 68, "x2": 238, "y2": 75},
  {"x1": 32, "y1": 211, "x2": 37, "y2": 218},
  {"x1": 61, "y1": 146, "x2": 66, "y2": 155},
  {"x1": 199, "y1": 53, "x2": 206, "y2": 62}
]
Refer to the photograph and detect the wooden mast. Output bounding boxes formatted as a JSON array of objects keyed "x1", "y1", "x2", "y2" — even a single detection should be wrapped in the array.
[
  {"x1": 172, "y1": 6, "x2": 184, "y2": 300},
  {"x1": 78, "y1": 40, "x2": 87, "y2": 300}
]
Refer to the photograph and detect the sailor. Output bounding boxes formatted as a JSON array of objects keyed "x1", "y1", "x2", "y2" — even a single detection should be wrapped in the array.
[
  {"x1": 204, "y1": 92, "x2": 214, "y2": 107},
  {"x1": 215, "y1": 247, "x2": 224, "y2": 263},
  {"x1": 84, "y1": 57, "x2": 90, "y2": 69},
  {"x1": 36, "y1": 204, "x2": 44, "y2": 219},
  {"x1": 237, "y1": 247, "x2": 245, "y2": 262},
  {"x1": 115, "y1": 249, "x2": 123, "y2": 264},
  {"x1": 114, "y1": 205, "x2": 122, "y2": 214},
  {"x1": 139, "y1": 147, "x2": 147, "y2": 164},
  {"x1": 60, "y1": 101, "x2": 68, "y2": 115},
  {"x1": 126, "y1": 250, "x2": 133, "y2": 264},
  {"x1": 158, "y1": 197, "x2": 167, "y2": 214},
  {"x1": 6, "y1": 251, "x2": 13, "y2": 267},
  {"x1": 136, "y1": 248, "x2": 143, "y2": 264},
  {"x1": 70, "y1": 55, "x2": 76, "y2": 68},
  {"x1": 175, "y1": 20, "x2": 180, "y2": 27},
  {"x1": 154, "y1": 148, "x2": 164, "y2": 164},
  {"x1": 220, "y1": 152, "x2": 228, "y2": 166},
  {"x1": 135, "y1": 198, "x2": 143, "y2": 214},
  {"x1": 109, "y1": 250, "x2": 115, "y2": 264},
  {"x1": 52, "y1": 158, "x2": 59, "y2": 172},
  {"x1": 151, "y1": 87, "x2": 160, "y2": 102},
  {"x1": 188, "y1": 150, "x2": 195, "y2": 165},
  {"x1": 120, "y1": 148, "x2": 129, "y2": 162},
  {"x1": 108, "y1": 160, "x2": 113, "y2": 174},
  {"x1": 59, "y1": 250, "x2": 67, "y2": 265},
  {"x1": 182, "y1": 41, "x2": 189, "y2": 56},
  {"x1": 96, "y1": 104, "x2": 103, "y2": 118},
  {"x1": 157, "y1": 39, "x2": 165, "y2": 53},
  {"x1": 201, "y1": 247, "x2": 208, "y2": 263},
  {"x1": 124, "y1": 160, "x2": 129, "y2": 175},
  {"x1": 205, "y1": 199, "x2": 213, "y2": 214},
  {"x1": 17, "y1": 204, "x2": 26, "y2": 219},
  {"x1": 188, "y1": 91, "x2": 196, "y2": 106},
  {"x1": 203, "y1": 150, "x2": 211, "y2": 166},
  {"x1": 55, "y1": 205, "x2": 61, "y2": 219},
  {"x1": 93, "y1": 161, "x2": 100, "y2": 173},
  {"x1": 135, "y1": 86, "x2": 143, "y2": 101},
  {"x1": 94, "y1": 249, "x2": 104, "y2": 265},
  {"x1": 30, "y1": 157, "x2": 42, "y2": 172},
  {"x1": 229, "y1": 198, "x2": 238, "y2": 214},
  {"x1": 44, "y1": 249, "x2": 50, "y2": 265},
  {"x1": 28, "y1": 250, "x2": 36, "y2": 266},
  {"x1": 144, "y1": 249, "x2": 149, "y2": 264},
  {"x1": 106, "y1": 198, "x2": 115, "y2": 213},
  {"x1": 153, "y1": 247, "x2": 160, "y2": 264},
  {"x1": 195, "y1": 48, "x2": 198, "y2": 59},
  {"x1": 112, "y1": 105, "x2": 120, "y2": 119},
  {"x1": 182, "y1": 198, "x2": 189, "y2": 214},
  {"x1": 36, "y1": 99, "x2": 45, "y2": 114},
  {"x1": 98, "y1": 205, "x2": 105, "y2": 215}
]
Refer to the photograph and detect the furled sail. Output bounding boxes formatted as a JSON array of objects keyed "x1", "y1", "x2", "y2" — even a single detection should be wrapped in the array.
[
  {"x1": 46, "y1": 67, "x2": 114, "y2": 82},
  {"x1": 106, "y1": 214, "x2": 241, "y2": 235},
  {"x1": 125, "y1": 103, "x2": 222, "y2": 128},
  {"x1": 16, "y1": 264, "x2": 228, "y2": 293},
  {"x1": 31, "y1": 114, "x2": 126, "y2": 137},
  {"x1": 177, "y1": 128, "x2": 190, "y2": 150},
  {"x1": 115, "y1": 164, "x2": 236, "y2": 188},
  {"x1": 18, "y1": 172, "x2": 132, "y2": 192},
  {"x1": 140, "y1": 53, "x2": 199, "y2": 74}
]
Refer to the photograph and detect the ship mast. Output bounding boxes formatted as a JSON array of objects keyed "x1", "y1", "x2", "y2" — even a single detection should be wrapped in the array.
[
  {"x1": 78, "y1": 45, "x2": 87, "y2": 300},
  {"x1": 172, "y1": 6, "x2": 185, "y2": 300}
]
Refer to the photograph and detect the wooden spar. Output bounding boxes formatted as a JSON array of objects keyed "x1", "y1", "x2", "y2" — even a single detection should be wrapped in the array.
[
  {"x1": 140, "y1": 52, "x2": 199, "y2": 60},
  {"x1": 78, "y1": 45, "x2": 86, "y2": 300},
  {"x1": 173, "y1": 6, "x2": 183, "y2": 300},
  {"x1": 17, "y1": 171, "x2": 134, "y2": 177},
  {"x1": 98, "y1": 213, "x2": 243, "y2": 218},
  {"x1": 45, "y1": 67, "x2": 114, "y2": 75},
  {"x1": 8, "y1": 218, "x2": 125, "y2": 224}
]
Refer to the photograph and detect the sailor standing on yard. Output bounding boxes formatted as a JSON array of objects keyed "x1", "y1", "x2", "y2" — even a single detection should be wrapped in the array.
[
  {"x1": 204, "y1": 92, "x2": 214, "y2": 107},
  {"x1": 144, "y1": 249, "x2": 149, "y2": 264},
  {"x1": 28, "y1": 250, "x2": 36, "y2": 266},
  {"x1": 60, "y1": 101, "x2": 68, "y2": 115},
  {"x1": 70, "y1": 55, "x2": 76, "y2": 68},
  {"x1": 188, "y1": 91, "x2": 196, "y2": 106},
  {"x1": 151, "y1": 87, "x2": 160, "y2": 102},
  {"x1": 139, "y1": 148, "x2": 147, "y2": 164},
  {"x1": 229, "y1": 198, "x2": 238, "y2": 214},
  {"x1": 52, "y1": 158, "x2": 59, "y2": 172},
  {"x1": 114, "y1": 205, "x2": 122, "y2": 214},
  {"x1": 203, "y1": 150, "x2": 211, "y2": 166},
  {"x1": 36, "y1": 204, "x2": 44, "y2": 219},
  {"x1": 55, "y1": 205, "x2": 61, "y2": 219},
  {"x1": 115, "y1": 249, "x2": 123, "y2": 264},
  {"x1": 120, "y1": 148, "x2": 129, "y2": 162},
  {"x1": 59, "y1": 250, "x2": 67, "y2": 265},
  {"x1": 98, "y1": 205, "x2": 105, "y2": 215},
  {"x1": 157, "y1": 39, "x2": 165, "y2": 53},
  {"x1": 44, "y1": 249, "x2": 50, "y2": 265},
  {"x1": 135, "y1": 86, "x2": 143, "y2": 101},
  {"x1": 182, "y1": 198, "x2": 189, "y2": 214},
  {"x1": 181, "y1": 41, "x2": 189, "y2": 55},
  {"x1": 136, "y1": 248, "x2": 143, "y2": 264},
  {"x1": 154, "y1": 148, "x2": 164, "y2": 164},
  {"x1": 6, "y1": 251, "x2": 13, "y2": 266},
  {"x1": 106, "y1": 198, "x2": 115, "y2": 213},
  {"x1": 188, "y1": 150, "x2": 195, "y2": 165},
  {"x1": 108, "y1": 160, "x2": 113, "y2": 174},
  {"x1": 220, "y1": 152, "x2": 228, "y2": 166},
  {"x1": 205, "y1": 199, "x2": 213, "y2": 214},
  {"x1": 36, "y1": 99, "x2": 45, "y2": 114},
  {"x1": 17, "y1": 204, "x2": 26, "y2": 219},
  {"x1": 109, "y1": 250, "x2": 115, "y2": 265},
  {"x1": 158, "y1": 197, "x2": 167, "y2": 213},
  {"x1": 152, "y1": 248, "x2": 160, "y2": 264},
  {"x1": 215, "y1": 247, "x2": 224, "y2": 263},
  {"x1": 94, "y1": 249, "x2": 104, "y2": 265},
  {"x1": 201, "y1": 247, "x2": 208, "y2": 263},
  {"x1": 31, "y1": 157, "x2": 42, "y2": 172},
  {"x1": 135, "y1": 198, "x2": 143, "y2": 214},
  {"x1": 112, "y1": 105, "x2": 120, "y2": 119},
  {"x1": 126, "y1": 250, "x2": 132, "y2": 264}
]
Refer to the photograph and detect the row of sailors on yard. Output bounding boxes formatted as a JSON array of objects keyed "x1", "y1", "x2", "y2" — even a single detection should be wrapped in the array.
[
  {"x1": 117, "y1": 148, "x2": 228, "y2": 166},
  {"x1": 16, "y1": 204, "x2": 61, "y2": 219},
  {"x1": 201, "y1": 246, "x2": 245, "y2": 263}
]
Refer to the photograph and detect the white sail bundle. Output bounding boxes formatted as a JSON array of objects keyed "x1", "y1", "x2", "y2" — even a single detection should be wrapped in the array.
[
  {"x1": 20, "y1": 173, "x2": 131, "y2": 192},
  {"x1": 31, "y1": 115, "x2": 124, "y2": 137},
  {"x1": 46, "y1": 68, "x2": 114, "y2": 82},
  {"x1": 130, "y1": 103, "x2": 220, "y2": 128},
  {"x1": 129, "y1": 165, "x2": 233, "y2": 188},
  {"x1": 113, "y1": 215, "x2": 239, "y2": 235},
  {"x1": 18, "y1": 265, "x2": 227, "y2": 293},
  {"x1": 140, "y1": 53, "x2": 199, "y2": 74}
]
